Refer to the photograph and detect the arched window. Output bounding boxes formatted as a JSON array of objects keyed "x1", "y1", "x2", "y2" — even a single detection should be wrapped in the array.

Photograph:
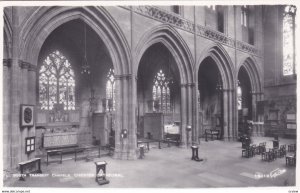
[
  {"x1": 152, "y1": 69, "x2": 171, "y2": 113},
  {"x1": 106, "y1": 68, "x2": 115, "y2": 111},
  {"x1": 206, "y1": 5, "x2": 216, "y2": 11},
  {"x1": 237, "y1": 81, "x2": 242, "y2": 110},
  {"x1": 241, "y1": 5, "x2": 249, "y2": 27},
  {"x1": 283, "y1": 5, "x2": 297, "y2": 76},
  {"x1": 39, "y1": 50, "x2": 75, "y2": 110}
]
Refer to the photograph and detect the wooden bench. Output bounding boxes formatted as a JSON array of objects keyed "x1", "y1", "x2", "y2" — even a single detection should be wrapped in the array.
[
  {"x1": 137, "y1": 139, "x2": 160, "y2": 151},
  {"x1": 205, "y1": 129, "x2": 220, "y2": 141},
  {"x1": 19, "y1": 158, "x2": 42, "y2": 181},
  {"x1": 47, "y1": 145, "x2": 101, "y2": 164},
  {"x1": 74, "y1": 145, "x2": 101, "y2": 161}
]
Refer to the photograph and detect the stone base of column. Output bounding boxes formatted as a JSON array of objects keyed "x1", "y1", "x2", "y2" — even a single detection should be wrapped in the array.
[
  {"x1": 221, "y1": 137, "x2": 234, "y2": 141},
  {"x1": 112, "y1": 149, "x2": 138, "y2": 160},
  {"x1": 179, "y1": 141, "x2": 188, "y2": 148}
]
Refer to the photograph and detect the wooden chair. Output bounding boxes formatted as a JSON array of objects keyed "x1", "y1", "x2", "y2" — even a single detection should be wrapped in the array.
[
  {"x1": 242, "y1": 145, "x2": 255, "y2": 158},
  {"x1": 286, "y1": 153, "x2": 296, "y2": 166},
  {"x1": 258, "y1": 143, "x2": 266, "y2": 155},
  {"x1": 277, "y1": 144, "x2": 287, "y2": 158},
  {"x1": 262, "y1": 149, "x2": 275, "y2": 162},
  {"x1": 242, "y1": 147, "x2": 252, "y2": 158},
  {"x1": 250, "y1": 145, "x2": 257, "y2": 157},
  {"x1": 288, "y1": 144, "x2": 296, "y2": 152}
]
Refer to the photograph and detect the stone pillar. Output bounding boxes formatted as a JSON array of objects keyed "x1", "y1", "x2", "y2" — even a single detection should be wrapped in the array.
[
  {"x1": 28, "y1": 64, "x2": 37, "y2": 159},
  {"x1": 232, "y1": 89, "x2": 238, "y2": 140},
  {"x1": 180, "y1": 84, "x2": 187, "y2": 147},
  {"x1": 251, "y1": 91, "x2": 264, "y2": 137},
  {"x1": 19, "y1": 61, "x2": 29, "y2": 162},
  {"x1": 191, "y1": 83, "x2": 198, "y2": 143},
  {"x1": 128, "y1": 74, "x2": 137, "y2": 158},
  {"x1": 186, "y1": 83, "x2": 197, "y2": 144},
  {"x1": 228, "y1": 89, "x2": 235, "y2": 140},
  {"x1": 255, "y1": 92, "x2": 264, "y2": 136},
  {"x1": 251, "y1": 91, "x2": 258, "y2": 136},
  {"x1": 3, "y1": 59, "x2": 12, "y2": 170},
  {"x1": 10, "y1": 7, "x2": 23, "y2": 168},
  {"x1": 222, "y1": 89, "x2": 229, "y2": 140},
  {"x1": 113, "y1": 75, "x2": 122, "y2": 158},
  {"x1": 113, "y1": 74, "x2": 137, "y2": 160}
]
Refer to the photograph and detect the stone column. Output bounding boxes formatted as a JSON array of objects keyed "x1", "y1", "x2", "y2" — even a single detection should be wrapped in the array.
[
  {"x1": 180, "y1": 84, "x2": 187, "y2": 147},
  {"x1": 3, "y1": 59, "x2": 12, "y2": 170},
  {"x1": 191, "y1": 83, "x2": 198, "y2": 143},
  {"x1": 186, "y1": 83, "x2": 196, "y2": 144},
  {"x1": 128, "y1": 74, "x2": 137, "y2": 159},
  {"x1": 10, "y1": 7, "x2": 23, "y2": 168},
  {"x1": 19, "y1": 61, "x2": 29, "y2": 162},
  {"x1": 255, "y1": 92, "x2": 264, "y2": 136},
  {"x1": 28, "y1": 64, "x2": 37, "y2": 159},
  {"x1": 228, "y1": 89, "x2": 235, "y2": 140},
  {"x1": 113, "y1": 75, "x2": 122, "y2": 158},
  {"x1": 251, "y1": 91, "x2": 265, "y2": 137},
  {"x1": 113, "y1": 74, "x2": 137, "y2": 160},
  {"x1": 251, "y1": 91, "x2": 258, "y2": 136},
  {"x1": 222, "y1": 89, "x2": 229, "y2": 140},
  {"x1": 232, "y1": 89, "x2": 238, "y2": 140}
]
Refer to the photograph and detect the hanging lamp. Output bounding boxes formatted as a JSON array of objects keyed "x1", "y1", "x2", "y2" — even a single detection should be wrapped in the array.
[{"x1": 81, "y1": 22, "x2": 90, "y2": 74}]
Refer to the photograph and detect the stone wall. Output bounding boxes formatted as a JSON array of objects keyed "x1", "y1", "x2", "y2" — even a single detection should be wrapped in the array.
[{"x1": 3, "y1": 5, "x2": 266, "y2": 169}]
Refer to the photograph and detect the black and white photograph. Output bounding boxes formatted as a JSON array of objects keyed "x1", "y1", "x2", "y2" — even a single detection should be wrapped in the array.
[{"x1": 1, "y1": 1, "x2": 298, "y2": 192}]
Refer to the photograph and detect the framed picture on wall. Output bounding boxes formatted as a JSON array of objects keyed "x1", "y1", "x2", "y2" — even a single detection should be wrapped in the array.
[
  {"x1": 25, "y1": 137, "x2": 35, "y2": 154},
  {"x1": 20, "y1": 104, "x2": 35, "y2": 128}
]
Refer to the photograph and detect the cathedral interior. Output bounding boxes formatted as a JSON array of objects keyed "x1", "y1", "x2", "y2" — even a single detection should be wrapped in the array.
[{"x1": 2, "y1": 4, "x2": 297, "y2": 189}]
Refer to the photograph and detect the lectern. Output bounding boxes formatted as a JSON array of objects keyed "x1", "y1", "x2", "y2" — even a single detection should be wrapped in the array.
[{"x1": 95, "y1": 161, "x2": 110, "y2": 185}]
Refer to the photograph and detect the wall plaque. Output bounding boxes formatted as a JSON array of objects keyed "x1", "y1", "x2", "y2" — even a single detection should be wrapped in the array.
[{"x1": 20, "y1": 105, "x2": 35, "y2": 128}]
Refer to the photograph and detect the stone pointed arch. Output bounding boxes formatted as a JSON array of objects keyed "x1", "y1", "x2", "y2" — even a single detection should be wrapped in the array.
[
  {"x1": 19, "y1": 6, "x2": 131, "y2": 75},
  {"x1": 134, "y1": 24, "x2": 195, "y2": 146},
  {"x1": 3, "y1": 10, "x2": 12, "y2": 59},
  {"x1": 18, "y1": 6, "x2": 137, "y2": 160},
  {"x1": 134, "y1": 24, "x2": 195, "y2": 84},
  {"x1": 197, "y1": 42, "x2": 236, "y2": 140},
  {"x1": 197, "y1": 42, "x2": 235, "y2": 90},
  {"x1": 238, "y1": 56, "x2": 264, "y2": 137},
  {"x1": 238, "y1": 56, "x2": 263, "y2": 93}
]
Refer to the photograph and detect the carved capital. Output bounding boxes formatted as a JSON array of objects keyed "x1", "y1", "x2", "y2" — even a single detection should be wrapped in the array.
[
  {"x1": 3, "y1": 59, "x2": 12, "y2": 68},
  {"x1": 18, "y1": 60, "x2": 37, "y2": 72},
  {"x1": 115, "y1": 74, "x2": 132, "y2": 80},
  {"x1": 186, "y1": 83, "x2": 195, "y2": 87}
]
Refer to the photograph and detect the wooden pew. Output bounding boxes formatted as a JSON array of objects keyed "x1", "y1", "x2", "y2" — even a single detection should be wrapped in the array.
[{"x1": 19, "y1": 158, "x2": 42, "y2": 181}]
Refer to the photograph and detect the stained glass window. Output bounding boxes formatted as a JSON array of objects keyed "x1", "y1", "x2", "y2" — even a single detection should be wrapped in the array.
[
  {"x1": 241, "y1": 6, "x2": 249, "y2": 27},
  {"x1": 39, "y1": 50, "x2": 75, "y2": 110},
  {"x1": 283, "y1": 5, "x2": 297, "y2": 76},
  {"x1": 152, "y1": 70, "x2": 172, "y2": 113},
  {"x1": 106, "y1": 68, "x2": 116, "y2": 111}
]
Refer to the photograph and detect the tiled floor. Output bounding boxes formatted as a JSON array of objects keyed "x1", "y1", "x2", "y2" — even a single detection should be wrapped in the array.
[{"x1": 4, "y1": 137, "x2": 296, "y2": 188}]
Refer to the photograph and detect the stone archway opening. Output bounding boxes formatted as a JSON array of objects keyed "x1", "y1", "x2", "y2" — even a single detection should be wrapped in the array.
[
  {"x1": 237, "y1": 66, "x2": 253, "y2": 137},
  {"x1": 198, "y1": 57, "x2": 224, "y2": 139},
  {"x1": 36, "y1": 19, "x2": 116, "y2": 152},
  {"x1": 137, "y1": 43, "x2": 181, "y2": 141}
]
